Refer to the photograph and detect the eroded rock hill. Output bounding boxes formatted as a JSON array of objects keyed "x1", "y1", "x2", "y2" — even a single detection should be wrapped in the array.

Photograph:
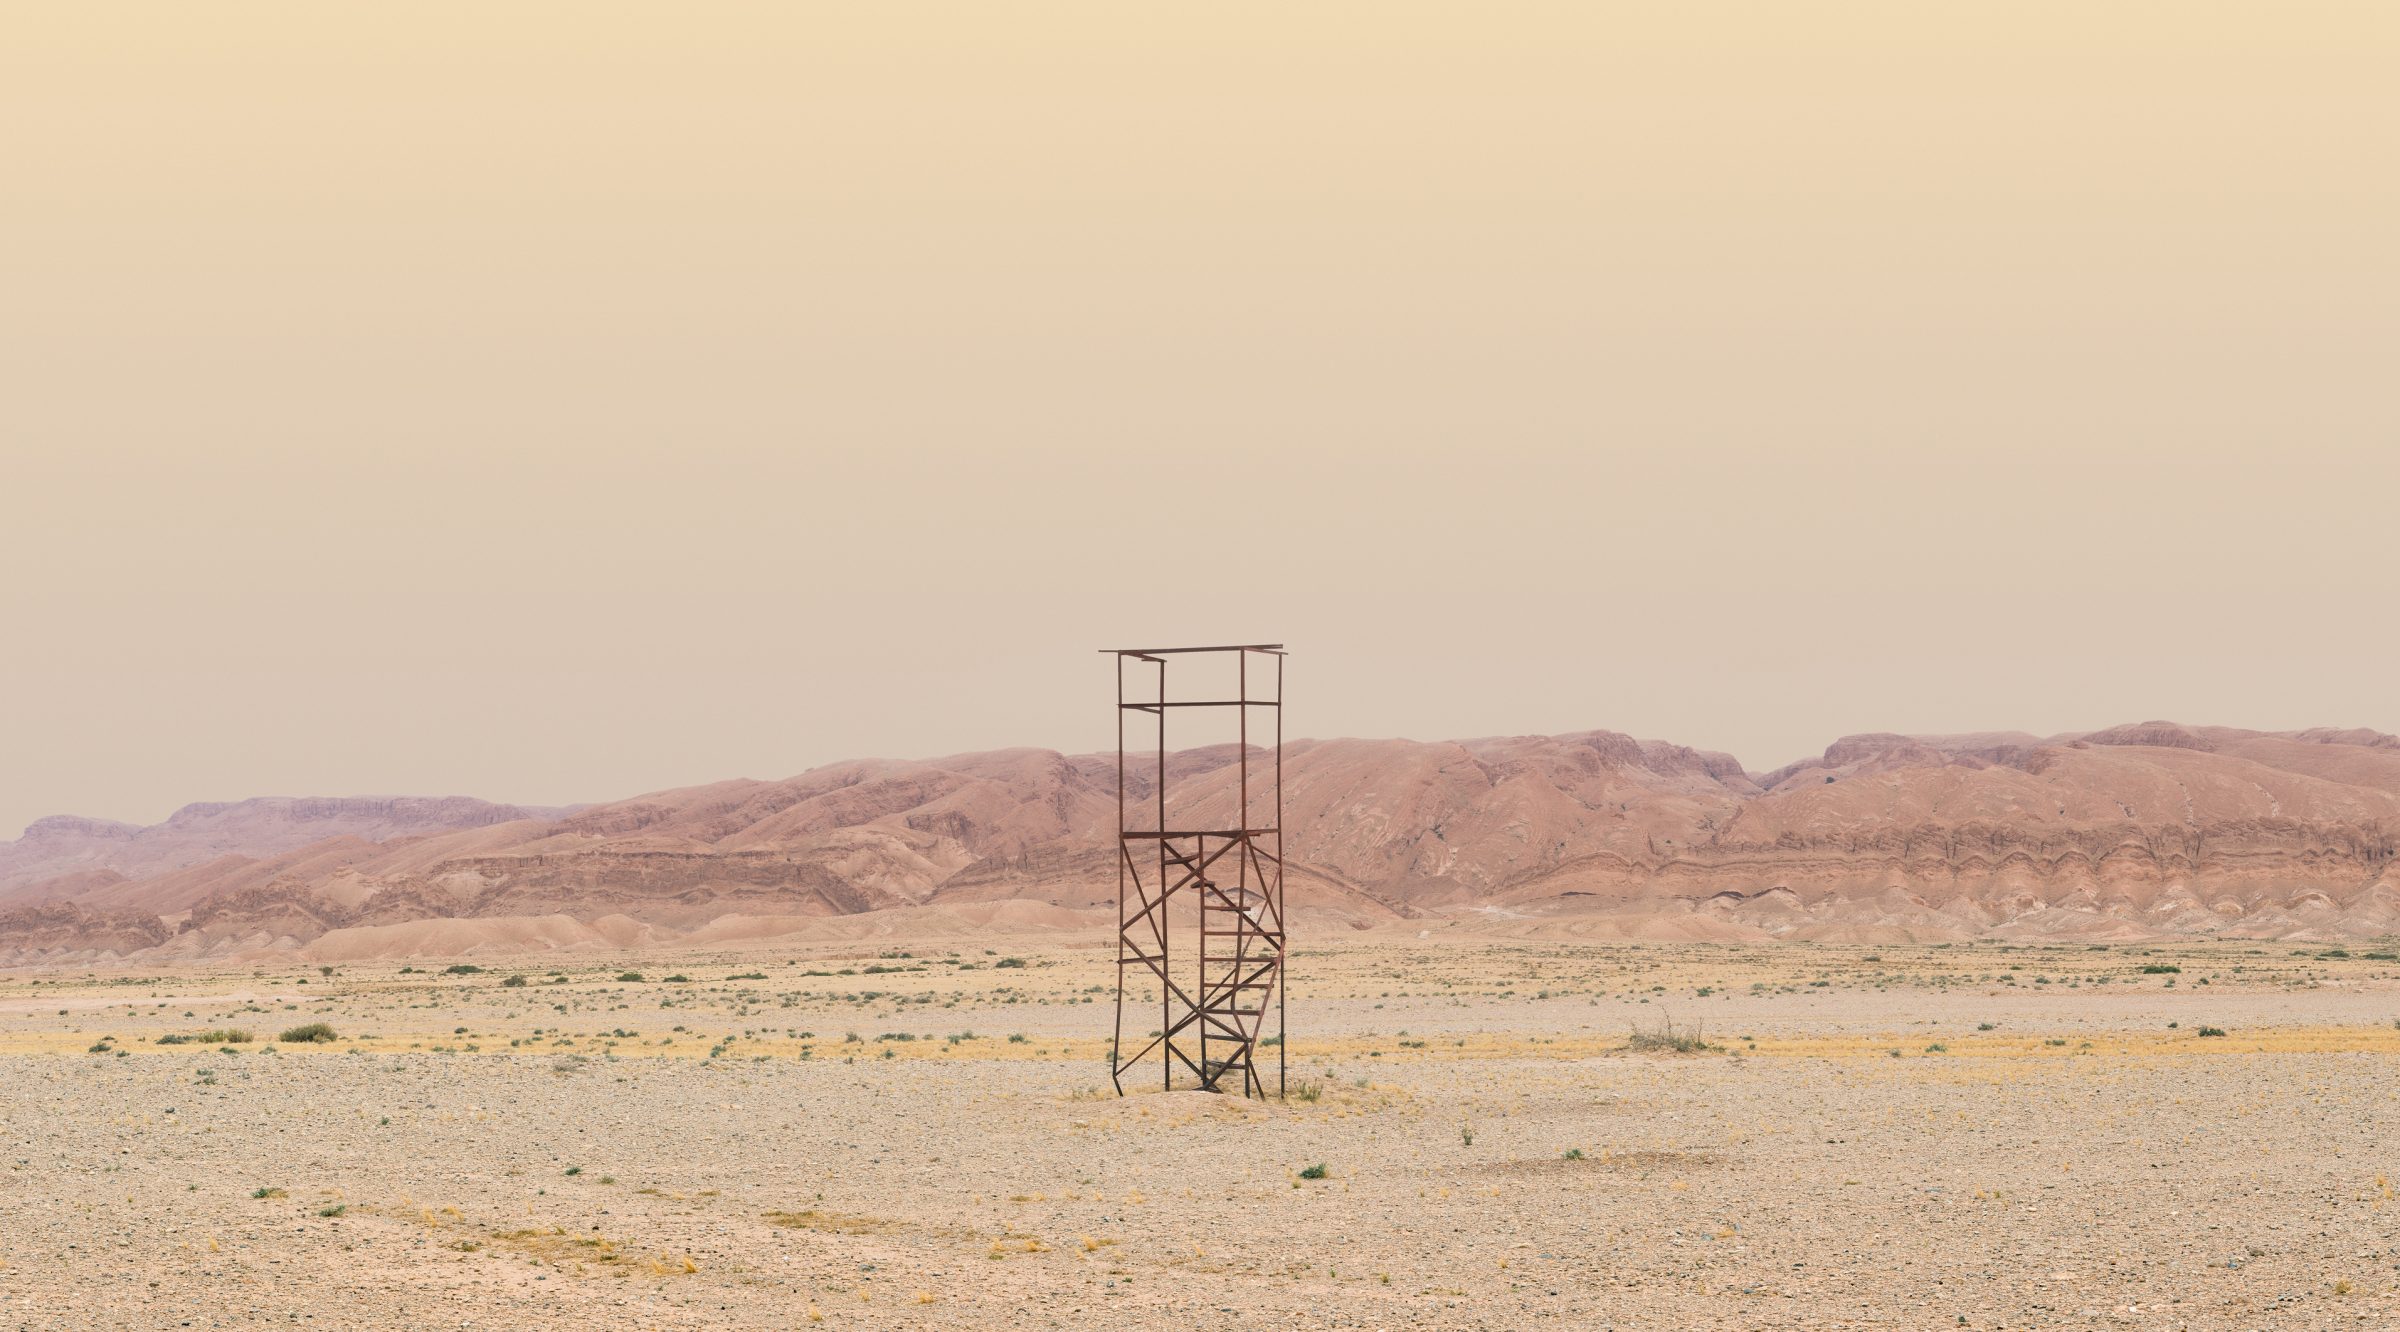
[{"x1": 4, "y1": 723, "x2": 2396, "y2": 962}]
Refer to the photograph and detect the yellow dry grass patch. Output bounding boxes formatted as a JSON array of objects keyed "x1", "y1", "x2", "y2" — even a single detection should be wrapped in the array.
[
  {"x1": 480, "y1": 1225, "x2": 698, "y2": 1277},
  {"x1": 764, "y1": 1209, "x2": 900, "y2": 1235}
]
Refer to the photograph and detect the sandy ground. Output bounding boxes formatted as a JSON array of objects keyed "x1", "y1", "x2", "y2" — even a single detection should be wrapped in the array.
[{"x1": 3, "y1": 935, "x2": 2398, "y2": 1330}]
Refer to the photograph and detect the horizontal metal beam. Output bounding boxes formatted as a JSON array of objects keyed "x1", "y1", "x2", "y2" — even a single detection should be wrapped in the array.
[
  {"x1": 1119, "y1": 700, "x2": 1281, "y2": 710},
  {"x1": 1099, "y1": 644, "x2": 1284, "y2": 655}
]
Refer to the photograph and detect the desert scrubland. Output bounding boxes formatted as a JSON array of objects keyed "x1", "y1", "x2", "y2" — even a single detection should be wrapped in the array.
[{"x1": 4, "y1": 935, "x2": 2398, "y2": 1330}]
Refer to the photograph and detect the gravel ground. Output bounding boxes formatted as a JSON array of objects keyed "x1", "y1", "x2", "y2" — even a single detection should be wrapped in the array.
[{"x1": 3, "y1": 938, "x2": 2397, "y2": 1330}]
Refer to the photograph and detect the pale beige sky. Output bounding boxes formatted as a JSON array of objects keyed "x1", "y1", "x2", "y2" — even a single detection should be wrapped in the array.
[{"x1": 4, "y1": 3, "x2": 2396, "y2": 835}]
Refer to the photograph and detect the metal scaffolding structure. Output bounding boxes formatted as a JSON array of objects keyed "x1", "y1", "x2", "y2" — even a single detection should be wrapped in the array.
[{"x1": 1102, "y1": 644, "x2": 1286, "y2": 1098}]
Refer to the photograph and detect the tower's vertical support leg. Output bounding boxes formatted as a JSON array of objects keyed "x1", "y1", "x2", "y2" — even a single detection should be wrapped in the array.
[
  {"x1": 1275, "y1": 648, "x2": 1286, "y2": 1099},
  {"x1": 1155, "y1": 656, "x2": 1168, "y2": 1092},
  {"x1": 1195, "y1": 833, "x2": 1208, "y2": 1091},
  {"x1": 1110, "y1": 654, "x2": 1125, "y2": 1095}
]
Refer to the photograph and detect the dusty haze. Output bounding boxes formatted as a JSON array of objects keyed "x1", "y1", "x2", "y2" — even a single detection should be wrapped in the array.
[{"x1": 5, "y1": 2, "x2": 2398, "y2": 839}]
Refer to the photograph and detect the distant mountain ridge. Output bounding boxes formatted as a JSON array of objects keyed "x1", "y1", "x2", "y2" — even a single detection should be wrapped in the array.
[
  {"x1": 0, "y1": 796, "x2": 573, "y2": 897},
  {"x1": 4, "y1": 722, "x2": 2397, "y2": 962}
]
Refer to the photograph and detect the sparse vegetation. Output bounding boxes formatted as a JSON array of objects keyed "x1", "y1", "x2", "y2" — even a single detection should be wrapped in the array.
[
  {"x1": 159, "y1": 1028, "x2": 252, "y2": 1045},
  {"x1": 278, "y1": 1023, "x2": 338, "y2": 1044},
  {"x1": 1627, "y1": 1014, "x2": 1716, "y2": 1054}
]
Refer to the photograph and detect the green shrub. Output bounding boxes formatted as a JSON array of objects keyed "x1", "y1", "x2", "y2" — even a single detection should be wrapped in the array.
[
  {"x1": 1297, "y1": 1163, "x2": 1329, "y2": 1180},
  {"x1": 443, "y1": 964, "x2": 483, "y2": 975},
  {"x1": 278, "y1": 1023, "x2": 338, "y2": 1044}
]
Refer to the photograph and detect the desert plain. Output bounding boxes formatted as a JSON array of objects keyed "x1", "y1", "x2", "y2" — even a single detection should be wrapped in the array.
[{"x1": 3, "y1": 934, "x2": 2399, "y2": 1331}]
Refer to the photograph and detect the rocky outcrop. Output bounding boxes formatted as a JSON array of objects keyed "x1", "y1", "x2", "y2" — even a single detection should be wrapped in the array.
[{"x1": 0, "y1": 901, "x2": 177, "y2": 960}]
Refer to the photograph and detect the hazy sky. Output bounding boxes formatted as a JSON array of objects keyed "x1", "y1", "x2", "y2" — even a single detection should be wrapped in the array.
[{"x1": 5, "y1": 3, "x2": 2397, "y2": 836}]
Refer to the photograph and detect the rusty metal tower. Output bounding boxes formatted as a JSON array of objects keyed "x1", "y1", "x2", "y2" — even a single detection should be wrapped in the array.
[{"x1": 1103, "y1": 644, "x2": 1286, "y2": 1098}]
